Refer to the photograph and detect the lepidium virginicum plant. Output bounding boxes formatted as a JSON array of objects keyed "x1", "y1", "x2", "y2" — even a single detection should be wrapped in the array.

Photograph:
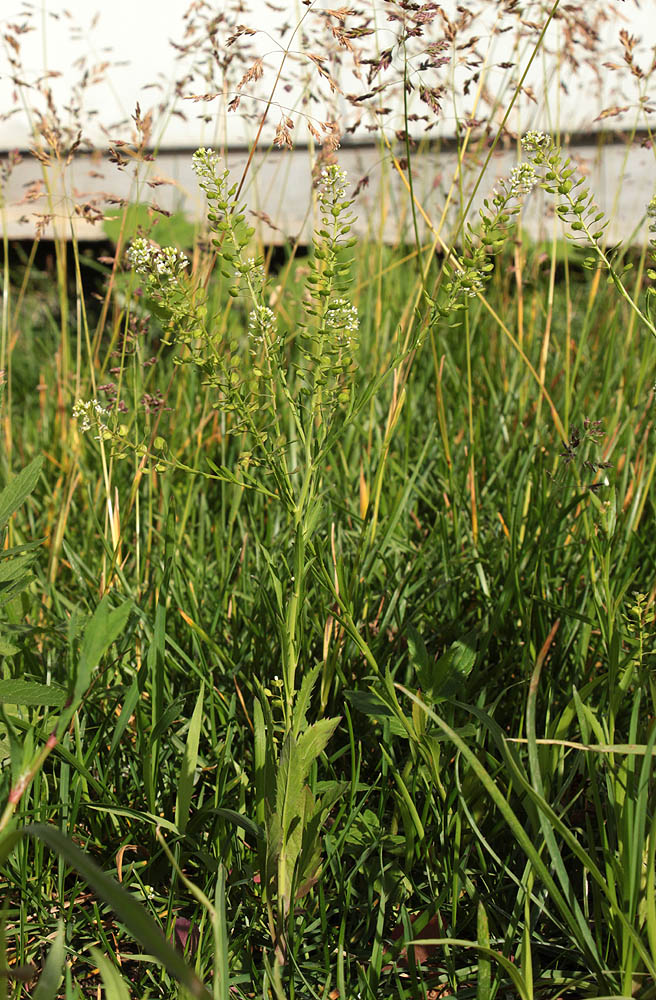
[
  {"x1": 190, "y1": 151, "x2": 368, "y2": 985},
  {"x1": 189, "y1": 150, "x2": 359, "y2": 722},
  {"x1": 428, "y1": 158, "x2": 540, "y2": 320},
  {"x1": 112, "y1": 150, "x2": 373, "y2": 983}
]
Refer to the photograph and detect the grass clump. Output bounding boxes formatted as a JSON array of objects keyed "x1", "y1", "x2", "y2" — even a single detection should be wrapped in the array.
[{"x1": 1, "y1": 2, "x2": 656, "y2": 998}]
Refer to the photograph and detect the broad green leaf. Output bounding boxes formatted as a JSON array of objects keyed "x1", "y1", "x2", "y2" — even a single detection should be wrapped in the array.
[
  {"x1": 0, "y1": 456, "x2": 43, "y2": 533},
  {"x1": 74, "y1": 598, "x2": 132, "y2": 706},
  {"x1": 421, "y1": 630, "x2": 477, "y2": 702},
  {"x1": 0, "y1": 638, "x2": 19, "y2": 657},
  {"x1": 406, "y1": 625, "x2": 430, "y2": 676},
  {"x1": 0, "y1": 680, "x2": 66, "y2": 708},
  {"x1": 0, "y1": 831, "x2": 24, "y2": 866},
  {"x1": 275, "y1": 732, "x2": 304, "y2": 837}
]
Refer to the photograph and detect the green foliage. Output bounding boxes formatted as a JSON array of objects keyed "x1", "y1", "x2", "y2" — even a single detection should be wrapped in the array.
[
  {"x1": 0, "y1": 456, "x2": 43, "y2": 656},
  {"x1": 4, "y1": 101, "x2": 656, "y2": 1000},
  {"x1": 103, "y1": 203, "x2": 196, "y2": 252},
  {"x1": 254, "y1": 667, "x2": 342, "y2": 969}
]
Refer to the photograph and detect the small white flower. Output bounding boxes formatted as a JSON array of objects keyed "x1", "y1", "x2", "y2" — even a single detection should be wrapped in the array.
[
  {"x1": 73, "y1": 398, "x2": 109, "y2": 439},
  {"x1": 191, "y1": 146, "x2": 228, "y2": 198},
  {"x1": 192, "y1": 146, "x2": 222, "y2": 190},
  {"x1": 318, "y1": 164, "x2": 348, "y2": 206},
  {"x1": 509, "y1": 162, "x2": 538, "y2": 197},
  {"x1": 325, "y1": 297, "x2": 359, "y2": 348},
  {"x1": 248, "y1": 304, "x2": 277, "y2": 347},
  {"x1": 521, "y1": 130, "x2": 550, "y2": 151},
  {"x1": 126, "y1": 238, "x2": 188, "y2": 282}
]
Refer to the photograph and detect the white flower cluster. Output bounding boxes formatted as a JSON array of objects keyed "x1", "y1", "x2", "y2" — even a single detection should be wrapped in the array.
[
  {"x1": 318, "y1": 164, "x2": 348, "y2": 208},
  {"x1": 248, "y1": 305, "x2": 277, "y2": 350},
  {"x1": 192, "y1": 147, "x2": 222, "y2": 194},
  {"x1": 72, "y1": 398, "x2": 109, "y2": 439},
  {"x1": 126, "y1": 238, "x2": 189, "y2": 281},
  {"x1": 508, "y1": 162, "x2": 538, "y2": 197},
  {"x1": 325, "y1": 297, "x2": 359, "y2": 348},
  {"x1": 521, "y1": 130, "x2": 550, "y2": 151}
]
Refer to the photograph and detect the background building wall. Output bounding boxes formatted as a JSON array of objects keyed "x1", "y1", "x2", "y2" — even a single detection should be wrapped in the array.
[{"x1": 1, "y1": 0, "x2": 654, "y2": 243}]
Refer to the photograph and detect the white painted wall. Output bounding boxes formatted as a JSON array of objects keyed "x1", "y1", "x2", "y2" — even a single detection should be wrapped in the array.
[{"x1": 1, "y1": 1, "x2": 655, "y2": 243}]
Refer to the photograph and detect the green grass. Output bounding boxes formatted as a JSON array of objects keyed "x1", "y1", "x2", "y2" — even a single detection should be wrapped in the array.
[{"x1": 1, "y1": 142, "x2": 656, "y2": 1000}]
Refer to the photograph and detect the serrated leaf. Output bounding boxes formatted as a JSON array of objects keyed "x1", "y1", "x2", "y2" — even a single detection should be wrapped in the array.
[
  {"x1": 292, "y1": 664, "x2": 321, "y2": 737},
  {"x1": 0, "y1": 553, "x2": 36, "y2": 585},
  {"x1": 296, "y1": 717, "x2": 340, "y2": 778},
  {"x1": 276, "y1": 732, "x2": 304, "y2": 836},
  {"x1": 0, "y1": 680, "x2": 66, "y2": 707}
]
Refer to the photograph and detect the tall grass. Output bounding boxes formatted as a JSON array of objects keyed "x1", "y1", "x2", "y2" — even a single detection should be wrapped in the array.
[{"x1": 1, "y1": 1, "x2": 656, "y2": 997}]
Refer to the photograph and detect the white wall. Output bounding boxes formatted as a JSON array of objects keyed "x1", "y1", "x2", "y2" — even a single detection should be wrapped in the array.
[{"x1": 1, "y1": 1, "x2": 655, "y2": 242}]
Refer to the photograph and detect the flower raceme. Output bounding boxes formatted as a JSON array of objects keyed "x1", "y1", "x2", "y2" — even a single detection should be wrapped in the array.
[
  {"x1": 72, "y1": 399, "x2": 109, "y2": 440},
  {"x1": 126, "y1": 238, "x2": 189, "y2": 282}
]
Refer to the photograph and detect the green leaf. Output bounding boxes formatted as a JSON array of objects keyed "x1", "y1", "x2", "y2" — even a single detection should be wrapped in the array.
[
  {"x1": 88, "y1": 948, "x2": 131, "y2": 1000},
  {"x1": 109, "y1": 676, "x2": 141, "y2": 757},
  {"x1": 0, "y1": 456, "x2": 43, "y2": 533},
  {"x1": 213, "y1": 865, "x2": 230, "y2": 1000},
  {"x1": 0, "y1": 680, "x2": 66, "y2": 708},
  {"x1": 292, "y1": 664, "x2": 321, "y2": 737},
  {"x1": 276, "y1": 732, "x2": 304, "y2": 838},
  {"x1": 193, "y1": 807, "x2": 262, "y2": 842},
  {"x1": 0, "y1": 553, "x2": 37, "y2": 585},
  {"x1": 176, "y1": 682, "x2": 204, "y2": 835},
  {"x1": 422, "y1": 631, "x2": 477, "y2": 702},
  {"x1": 296, "y1": 717, "x2": 340, "y2": 778},
  {"x1": 476, "y1": 902, "x2": 491, "y2": 1000},
  {"x1": 32, "y1": 921, "x2": 65, "y2": 1000},
  {"x1": 73, "y1": 598, "x2": 132, "y2": 707},
  {"x1": 406, "y1": 625, "x2": 430, "y2": 676},
  {"x1": 344, "y1": 690, "x2": 409, "y2": 738}
]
